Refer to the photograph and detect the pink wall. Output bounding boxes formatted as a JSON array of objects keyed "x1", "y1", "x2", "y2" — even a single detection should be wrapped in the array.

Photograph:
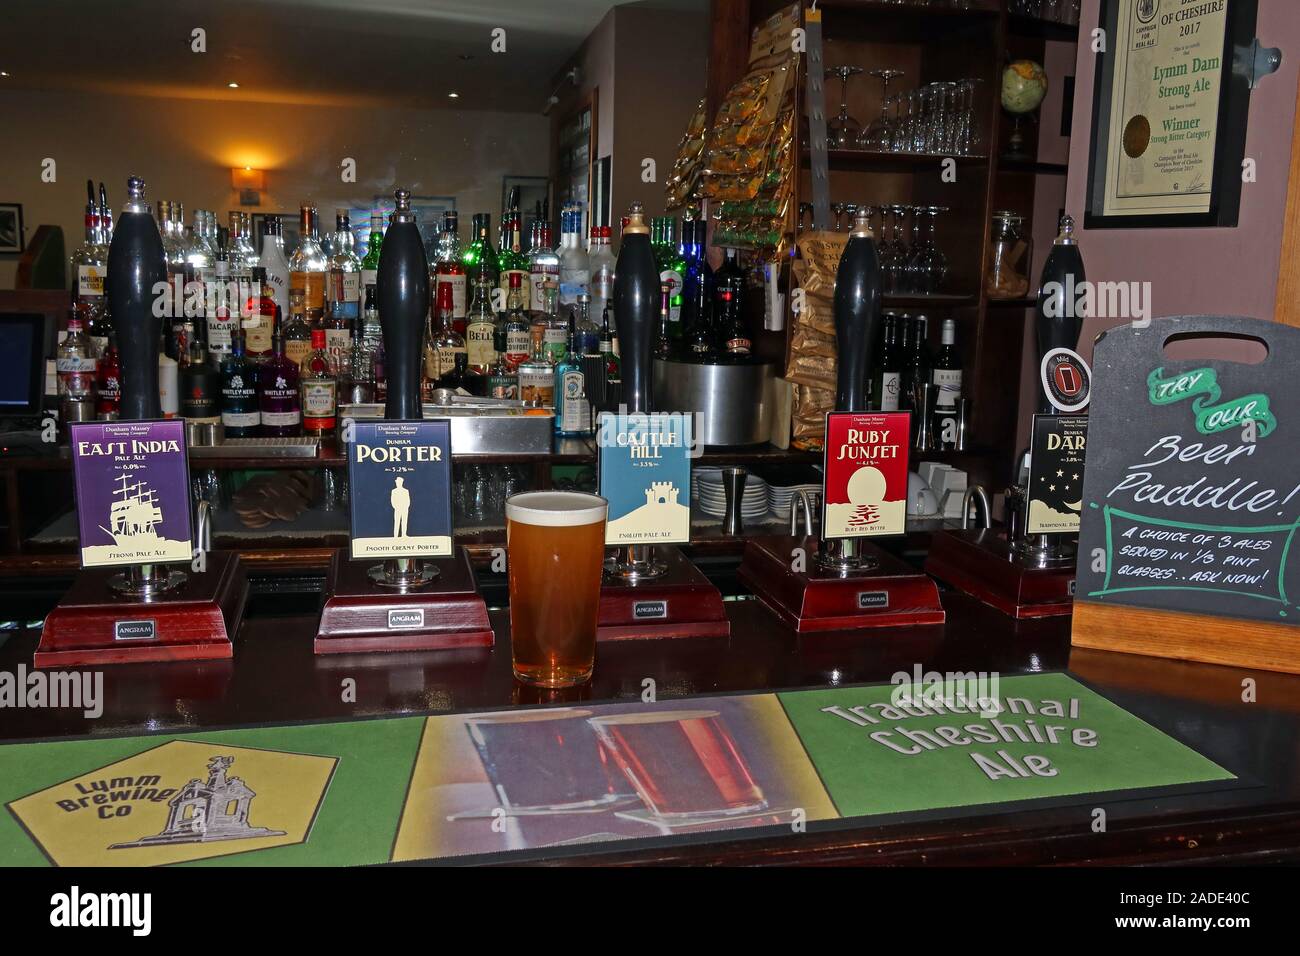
[{"x1": 1065, "y1": 0, "x2": 1300, "y2": 359}]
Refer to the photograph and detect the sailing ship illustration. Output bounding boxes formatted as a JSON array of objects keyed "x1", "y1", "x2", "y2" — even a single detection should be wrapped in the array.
[{"x1": 98, "y1": 471, "x2": 165, "y2": 545}]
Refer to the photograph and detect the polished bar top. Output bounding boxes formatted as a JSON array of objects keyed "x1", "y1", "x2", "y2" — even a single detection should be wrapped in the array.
[{"x1": 1, "y1": 590, "x2": 1298, "y2": 865}]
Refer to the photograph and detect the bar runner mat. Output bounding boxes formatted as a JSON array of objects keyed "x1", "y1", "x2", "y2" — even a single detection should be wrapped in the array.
[{"x1": 0, "y1": 673, "x2": 1235, "y2": 866}]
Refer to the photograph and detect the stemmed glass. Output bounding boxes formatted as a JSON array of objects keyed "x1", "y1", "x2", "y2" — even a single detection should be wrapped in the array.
[
  {"x1": 825, "y1": 66, "x2": 865, "y2": 149},
  {"x1": 862, "y1": 69, "x2": 905, "y2": 151},
  {"x1": 956, "y1": 78, "x2": 983, "y2": 156},
  {"x1": 908, "y1": 207, "x2": 949, "y2": 294}
]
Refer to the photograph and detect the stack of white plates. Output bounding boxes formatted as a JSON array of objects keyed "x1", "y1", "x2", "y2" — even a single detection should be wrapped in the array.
[
  {"x1": 769, "y1": 483, "x2": 822, "y2": 520},
  {"x1": 694, "y1": 468, "x2": 770, "y2": 518}
]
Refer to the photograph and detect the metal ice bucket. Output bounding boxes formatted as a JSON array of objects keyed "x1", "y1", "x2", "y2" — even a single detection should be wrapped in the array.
[{"x1": 652, "y1": 358, "x2": 774, "y2": 447}]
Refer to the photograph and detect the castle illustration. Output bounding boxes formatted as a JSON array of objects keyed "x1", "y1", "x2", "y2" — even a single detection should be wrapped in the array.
[
  {"x1": 111, "y1": 755, "x2": 286, "y2": 848},
  {"x1": 644, "y1": 481, "x2": 679, "y2": 506}
]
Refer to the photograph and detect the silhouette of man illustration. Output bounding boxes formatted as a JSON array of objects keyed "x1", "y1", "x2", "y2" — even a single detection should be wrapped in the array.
[{"x1": 391, "y1": 477, "x2": 411, "y2": 537}]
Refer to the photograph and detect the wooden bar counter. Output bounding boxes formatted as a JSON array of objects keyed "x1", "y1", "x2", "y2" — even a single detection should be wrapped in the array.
[{"x1": 1, "y1": 574, "x2": 1297, "y2": 867}]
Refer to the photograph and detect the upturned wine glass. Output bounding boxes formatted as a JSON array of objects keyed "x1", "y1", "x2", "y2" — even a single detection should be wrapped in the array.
[
  {"x1": 862, "y1": 69, "x2": 905, "y2": 150},
  {"x1": 825, "y1": 65, "x2": 865, "y2": 149}
]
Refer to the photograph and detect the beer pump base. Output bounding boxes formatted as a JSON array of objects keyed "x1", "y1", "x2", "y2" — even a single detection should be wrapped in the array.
[
  {"x1": 34, "y1": 552, "x2": 247, "y2": 668},
  {"x1": 315, "y1": 547, "x2": 493, "y2": 654},
  {"x1": 738, "y1": 535, "x2": 945, "y2": 632},
  {"x1": 597, "y1": 546, "x2": 730, "y2": 641},
  {"x1": 925, "y1": 529, "x2": 1075, "y2": 620}
]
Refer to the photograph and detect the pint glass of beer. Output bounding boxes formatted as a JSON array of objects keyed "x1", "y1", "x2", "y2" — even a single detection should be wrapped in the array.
[{"x1": 505, "y1": 491, "x2": 608, "y2": 686}]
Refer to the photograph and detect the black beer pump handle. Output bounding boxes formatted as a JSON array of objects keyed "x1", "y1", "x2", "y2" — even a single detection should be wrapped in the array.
[
  {"x1": 106, "y1": 176, "x2": 167, "y2": 421},
  {"x1": 833, "y1": 207, "x2": 882, "y2": 413},
  {"x1": 377, "y1": 188, "x2": 430, "y2": 421},
  {"x1": 1034, "y1": 214, "x2": 1086, "y2": 414},
  {"x1": 612, "y1": 201, "x2": 658, "y2": 415}
]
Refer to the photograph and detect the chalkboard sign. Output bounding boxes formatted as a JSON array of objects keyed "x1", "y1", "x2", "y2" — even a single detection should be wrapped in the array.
[{"x1": 1074, "y1": 316, "x2": 1297, "y2": 646}]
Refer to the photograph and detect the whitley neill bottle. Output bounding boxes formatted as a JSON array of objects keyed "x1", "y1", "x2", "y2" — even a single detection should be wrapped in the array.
[{"x1": 259, "y1": 328, "x2": 302, "y2": 437}]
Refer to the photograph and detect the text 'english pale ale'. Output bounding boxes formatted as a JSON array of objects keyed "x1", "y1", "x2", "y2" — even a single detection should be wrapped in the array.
[{"x1": 506, "y1": 491, "x2": 607, "y2": 687}]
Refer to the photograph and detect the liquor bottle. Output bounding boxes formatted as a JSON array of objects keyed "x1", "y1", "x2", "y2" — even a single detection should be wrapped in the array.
[
  {"x1": 438, "y1": 350, "x2": 479, "y2": 394},
  {"x1": 237, "y1": 212, "x2": 259, "y2": 271},
  {"x1": 97, "y1": 183, "x2": 113, "y2": 245},
  {"x1": 463, "y1": 212, "x2": 499, "y2": 289},
  {"x1": 657, "y1": 216, "x2": 686, "y2": 337},
  {"x1": 57, "y1": 314, "x2": 97, "y2": 426},
  {"x1": 873, "y1": 313, "x2": 903, "y2": 411},
  {"x1": 94, "y1": 329, "x2": 122, "y2": 420},
  {"x1": 226, "y1": 211, "x2": 250, "y2": 286},
  {"x1": 680, "y1": 219, "x2": 715, "y2": 361},
  {"x1": 244, "y1": 266, "x2": 277, "y2": 363},
  {"x1": 300, "y1": 327, "x2": 337, "y2": 436},
  {"x1": 588, "y1": 225, "x2": 615, "y2": 319},
  {"x1": 715, "y1": 245, "x2": 745, "y2": 307},
  {"x1": 554, "y1": 316, "x2": 591, "y2": 436},
  {"x1": 327, "y1": 209, "x2": 361, "y2": 324},
  {"x1": 258, "y1": 215, "x2": 291, "y2": 322},
  {"x1": 599, "y1": 304, "x2": 621, "y2": 385},
  {"x1": 289, "y1": 204, "x2": 328, "y2": 322},
  {"x1": 434, "y1": 210, "x2": 467, "y2": 326},
  {"x1": 283, "y1": 290, "x2": 313, "y2": 370},
  {"x1": 538, "y1": 281, "x2": 568, "y2": 365},
  {"x1": 498, "y1": 208, "x2": 528, "y2": 312},
  {"x1": 558, "y1": 201, "x2": 590, "y2": 309},
  {"x1": 487, "y1": 328, "x2": 519, "y2": 399},
  {"x1": 465, "y1": 274, "x2": 497, "y2": 373},
  {"x1": 179, "y1": 324, "x2": 220, "y2": 424},
  {"x1": 718, "y1": 283, "x2": 751, "y2": 358},
  {"x1": 343, "y1": 323, "x2": 374, "y2": 404},
  {"x1": 158, "y1": 341, "x2": 179, "y2": 419},
  {"x1": 360, "y1": 209, "x2": 385, "y2": 293},
  {"x1": 371, "y1": 338, "x2": 387, "y2": 405},
  {"x1": 516, "y1": 333, "x2": 554, "y2": 408},
  {"x1": 105, "y1": 176, "x2": 168, "y2": 421},
  {"x1": 527, "y1": 222, "x2": 559, "y2": 314},
  {"x1": 426, "y1": 280, "x2": 466, "y2": 398},
  {"x1": 903, "y1": 314, "x2": 931, "y2": 411},
  {"x1": 501, "y1": 272, "x2": 531, "y2": 370},
  {"x1": 259, "y1": 327, "x2": 302, "y2": 437},
  {"x1": 574, "y1": 291, "x2": 600, "y2": 355},
  {"x1": 158, "y1": 199, "x2": 188, "y2": 288},
  {"x1": 654, "y1": 282, "x2": 674, "y2": 360},
  {"x1": 931, "y1": 318, "x2": 962, "y2": 411},
  {"x1": 324, "y1": 298, "x2": 353, "y2": 374},
  {"x1": 206, "y1": 238, "x2": 236, "y2": 360},
  {"x1": 360, "y1": 284, "x2": 383, "y2": 352},
  {"x1": 71, "y1": 180, "x2": 108, "y2": 357},
  {"x1": 219, "y1": 330, "x2": 260, "y2": 437}
]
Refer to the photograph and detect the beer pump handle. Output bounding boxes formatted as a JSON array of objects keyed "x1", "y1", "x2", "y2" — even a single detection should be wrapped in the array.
[
  {"x1": 832, "y1": 207, "x2": 882, "y2": 413},
  {"x1": 612, "y1": 201, "x2": 658, "y2": 415},
  {"x1": 106, "y1": 176, "x2": 167, "y2": 421},
  {"x1": 1034, "y1": 214, "x2": 1086, "y2": 415},
  {"x1": 377, "y1": 189, "x2": 430, "y2": 421}
]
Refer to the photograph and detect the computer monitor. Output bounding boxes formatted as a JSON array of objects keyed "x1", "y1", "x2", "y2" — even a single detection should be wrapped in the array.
[{"x1": 0, "y1": 312, "x2": 49, "y2": 418}]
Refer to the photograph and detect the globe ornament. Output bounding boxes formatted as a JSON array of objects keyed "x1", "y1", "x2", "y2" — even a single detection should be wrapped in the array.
[{"x1": 1001, "y1": 59, "x2": 1049, "y2": 161}]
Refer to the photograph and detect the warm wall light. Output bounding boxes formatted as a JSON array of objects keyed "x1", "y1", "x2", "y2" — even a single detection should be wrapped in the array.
[{"x1": 231, "y1": 166, "x2": 266, "y2": 205}]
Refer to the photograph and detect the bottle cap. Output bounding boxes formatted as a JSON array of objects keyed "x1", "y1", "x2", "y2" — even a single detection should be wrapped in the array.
[
  {"x1": 123, "y1": 176, "x2": 150, "y2": 215},
  {"x1": 1054, "y1": 214, "x2": 1078, "y2": 246},
  {"x1": 622, "y1": 201, "x2": 650, "y2": 236},
  {"x1": 392, "y1": 189, "x2": 416, "y2": 224},
  {"x1": 311, "y1": 328, "x2": 326, "y2": 348}
]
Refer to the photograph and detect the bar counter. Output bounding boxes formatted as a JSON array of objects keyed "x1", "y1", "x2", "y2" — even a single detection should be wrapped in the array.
[{"x1": 2, "y1": 574, "x2": 1298, "y2": 866}]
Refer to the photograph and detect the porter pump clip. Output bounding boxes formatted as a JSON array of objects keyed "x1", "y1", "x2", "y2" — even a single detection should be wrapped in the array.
[
  {"x1": 821, "y1": 205, "x2": 883, "y2": 573},
  {"x1": 605, "y1": 200, "x2": 666, "y2": 581},
  {"x1": 104, "y1": 176, "x2": 181, "y2": 597},
  {"x1": 373, "y1": 187, "x2": 436, "y2": 589}
]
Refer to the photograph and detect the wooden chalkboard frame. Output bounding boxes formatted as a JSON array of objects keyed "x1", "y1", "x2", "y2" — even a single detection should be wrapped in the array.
[{"x1": 1071, "y1": 315, "x2": 1300, "y2": 674}]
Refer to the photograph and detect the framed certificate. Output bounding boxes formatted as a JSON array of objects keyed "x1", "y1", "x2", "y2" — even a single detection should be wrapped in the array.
[{"x1": 1083, "y1": 0, "x2": 1257, "y2": 228}]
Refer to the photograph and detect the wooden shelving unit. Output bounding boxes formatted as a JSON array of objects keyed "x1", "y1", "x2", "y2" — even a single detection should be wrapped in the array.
[{"x1": 713, "y1": 0, "x2": 1078, "y2": 493}]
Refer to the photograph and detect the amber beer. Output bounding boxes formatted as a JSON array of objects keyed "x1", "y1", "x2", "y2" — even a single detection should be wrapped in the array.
[{"x1": 506, "y1": 491, "x2": 608, "y2": 686}]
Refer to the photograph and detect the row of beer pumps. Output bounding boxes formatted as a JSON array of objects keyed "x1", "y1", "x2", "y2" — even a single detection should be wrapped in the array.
[{"x1": 34, "y1": 176, "x2": 1086, "y2": 668}]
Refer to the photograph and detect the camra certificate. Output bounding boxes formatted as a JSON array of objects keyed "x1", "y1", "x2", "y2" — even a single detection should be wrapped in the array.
[{"x1": 1101, "y1": 0, "x2": 1229, "y2": 218}]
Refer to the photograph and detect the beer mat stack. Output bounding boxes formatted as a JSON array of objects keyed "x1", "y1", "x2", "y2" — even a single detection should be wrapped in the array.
[{"x1": 787, "y1": 230, "x2": 847, "y2": 449}]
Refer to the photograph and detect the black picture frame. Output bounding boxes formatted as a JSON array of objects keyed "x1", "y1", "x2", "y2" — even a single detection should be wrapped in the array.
[
  {"x1": 1083, "y1": 0, "x2": 1257, "y2": 229},
  {"x1": 0, "y1": 203, "x2": 25, "y2": 254}
]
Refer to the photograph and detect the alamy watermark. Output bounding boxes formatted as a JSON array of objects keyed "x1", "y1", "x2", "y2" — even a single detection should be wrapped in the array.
[
  {"x1": 1042, "y1": 274, "x2": 1153, "y2": 327},
  {"x1": 0, "y1": 665, "x2": 102, "y2": 718}
]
